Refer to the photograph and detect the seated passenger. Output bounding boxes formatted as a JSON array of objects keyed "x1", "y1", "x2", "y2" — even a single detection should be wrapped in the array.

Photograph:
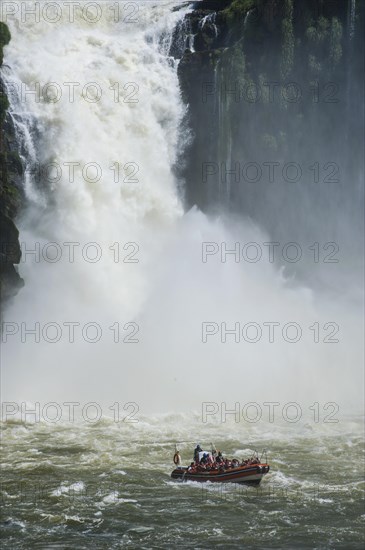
[
  {"x1": 201, "y1": 453, "x2": 210, "y2": 465},
  {"x1": 216, "y1": 451, "x2": 223, "y2": 464},
  {"x1": 207, "y1": 454, "x2": 213, "y2": 465}
]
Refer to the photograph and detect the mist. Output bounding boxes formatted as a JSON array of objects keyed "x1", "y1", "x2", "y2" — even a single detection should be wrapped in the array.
[{"x1": 1, "y1": 0, "x2": 363, "y2": 415}]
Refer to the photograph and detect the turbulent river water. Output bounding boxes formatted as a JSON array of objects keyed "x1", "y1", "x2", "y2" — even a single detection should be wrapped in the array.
[
  {"x1": 1, "y1": 414, "x2": 364, "y2": 548},
  {"x1": 0, "y1": 0, "x2": 364, "y2": 548}
]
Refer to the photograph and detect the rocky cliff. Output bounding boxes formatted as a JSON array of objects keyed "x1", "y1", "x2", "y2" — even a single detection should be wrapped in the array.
[
  {"x1": 175, "y1": 0, "x2": 364, "y2": 243},
  {"x1": 0, "y1": 22, "x2": 24, "y2": 307}
]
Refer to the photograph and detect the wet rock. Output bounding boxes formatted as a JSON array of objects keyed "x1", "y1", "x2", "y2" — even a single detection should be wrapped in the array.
[{"x1": 0, "y1": 23, "x2": 24, "y2": 306}]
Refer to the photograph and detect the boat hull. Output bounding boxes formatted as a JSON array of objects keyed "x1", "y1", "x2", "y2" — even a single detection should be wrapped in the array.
[{"x1": 171, "y1": 464, "x2": 270, "y2": 485}]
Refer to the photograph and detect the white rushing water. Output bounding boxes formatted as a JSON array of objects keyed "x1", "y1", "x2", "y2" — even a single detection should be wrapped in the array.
[{"x1": 1, "y1": 1, "x2": 363, "y2": 413}]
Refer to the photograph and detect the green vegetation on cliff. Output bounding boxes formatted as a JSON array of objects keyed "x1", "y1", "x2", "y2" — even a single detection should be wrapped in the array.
[
  {"x1": 223, "y1": 0, "x2": 256, "y2": 23},
  {"x1": 306, "y1": 15, "x2": 343, "y2": 75},
  {"x1": 178, "y1": 0, "x2": 361, "y2": 214},
  {"x1": 0, "y1": 23, "x2": 11, "y2": 123},
  {"x1": 0, "y1": 91, "x2": 9, "y2": 124},
  {"x1": 0, "y1": 22, "x2": 11, "y2": 66}
]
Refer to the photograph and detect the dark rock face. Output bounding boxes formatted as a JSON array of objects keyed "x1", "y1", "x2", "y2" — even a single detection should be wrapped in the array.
[
  {"x1": 0, "y1": 22, "x2": 10, "y2": 66},
  {"x1": 175, "y1": 0, "x2": 364, "y2": 250},
  {"x1": 0, "y1": 23, "x2": 24, "y2": 307},
  {"x1": 0, "y1": 214, "x2": 23, "y2": 302}
]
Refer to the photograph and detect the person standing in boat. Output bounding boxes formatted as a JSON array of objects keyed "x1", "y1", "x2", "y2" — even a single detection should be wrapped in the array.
[{"x1": 194, "y1": 444, "x2": 202, "y2": 463}]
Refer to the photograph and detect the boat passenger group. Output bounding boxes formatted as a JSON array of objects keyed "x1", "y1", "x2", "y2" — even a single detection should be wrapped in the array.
[{"x1": 182, "y1": 445, "x2": 260, "y2": 473}]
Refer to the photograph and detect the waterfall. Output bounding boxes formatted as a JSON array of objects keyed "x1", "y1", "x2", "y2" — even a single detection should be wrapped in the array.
[
  {"x1": 1, "y1": 1, "x2": 363, "y2": 412},
  {"x1": 2, "y1": 0, "x2": 191, "y2": 315},
  {"x1": 212, "y1": 11, "x2": 250, "y2": 206},
  {"x1": 171, "y1": 13, "x2": 196, "y2": 56},
  {"x1": 0, "y1": 66, "x2": 39, "y2": 202},
  {"x1": 214, "y1": 56, "x2": 232, "y2": 205},
  {"x1": 348, "y1": 0, "x2": 356, "y2": 40},
  {"x1": 199, "y1": 12, "x2": 218, "y2": 38}
]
